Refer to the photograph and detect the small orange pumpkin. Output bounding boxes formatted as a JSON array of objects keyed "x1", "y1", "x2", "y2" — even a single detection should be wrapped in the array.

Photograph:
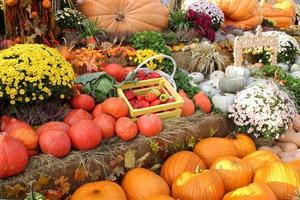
[
  {"x1": 226, "y1": 133, "x2": 256, "y2": 158},
  {"x1": 92, "y1": 103, "x2": 103, "y2": 118},
  {"x1": 180, "y1": 94, "x2": 195, "y2": 117},
  {"x1": 9, "y1": 127, "x2": 38, "y2": 150},
  {"x1": 36, "y1": 121, "x2": 70, "y2": 137},
  {"x1": 115, "y1": 117, "x2": 138, "y2": 141},
  {"x1": 137, "y1": 114, "x2": 163, "y2": 137},
  {"x1": 5, "y1": 0, "x2": 18, "y2": 7},
  {"x1": 160, "y1": 151, "x2": 206, "y2": 186},
  {"x1": 193, "y1": 92, "x2": 212, "y2": 114},
  {"x1": 64, "y1": 109, "x2": 92, "y2": 126},
  {"x1": 93, "y1": 113, "x2": 116, "y2": 139},
  {"x1": 102, "y1": 97, "x2": 129, "y2": 119}
]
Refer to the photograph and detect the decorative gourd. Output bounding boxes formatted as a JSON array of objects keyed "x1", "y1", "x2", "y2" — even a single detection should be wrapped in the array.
[
  {"x1": 254, "y1": 162, "x2": 300, "y2": 200},
  {"x1": 180, "y1": 94, "x2": 195, "y2": 117},
  {"x1": 42, "y1": 0, "x2": 51, "y2": 9},
  {"x1": 212, "y1": 93, "x2": 235, "y2": 113},
  {"x1": 199, "y1": 82, "x2": 220, "y2": 97},
  {"x1": 137, "y1": 114, "x2": 163, "y2": 137},
  {"x1": 115, "y1": 117, "x2": 138, "y2": 141},
  {"x1": 193, "y1": 92, "x2": 212, "y2": 114},
  {"x1": 219, "y1": 77, "x2": 246, "y2": 93},
  {"x1": 172, "y1": 170, "x2": 225, "y2": 200},
  {"x1": 210, "y1": 70, "x2": 225, "y2": 80},
  {"x1": 291, "y1": 64, "x2": 300, "y2": 73},
  {"x1": 227, "y1": 133, "x2": 256, "y2": 158},
  {"x1": 5, "y1": 0, "x2": 18, "y2": 6},
  {"x1": 225, "y1": 66, "x2": 251, "y2": 78},
  {"x1": 93, "y1": 113, "x2": 116, "y2": 139},
  {"x1": 102, "y1": 97, "x2": 129, "y2": 119},
  {"x1": 78, "y1": 0, "x2": 169, "y2": 34},
  {"x1": 291, "y1": 71, "x2": 300, "y2": 79},
  {"x1": 242, "y1": 150, "x2": 281, "y2": 172},
  {"x1": 278, "y1": 123, "x2": 300, "y2": 146},
  {"x1": 294, "y1": 115, "x2": 300, "y2": 131},
  {"x1": 144, "y1": 194, "x2": 175, "y2": 200},
  {"x1": 277, "y1": 63, "x2": 289, "y2": 71},
  {"x1": 121, "y1": 168, "x2": 170, "y2": 200},
  {"x1": 209, "y1": 0, "x2": 263, "y2": 30},
  {"x1": 36, "y1": 121, "x2": 70, "y2": 137},
  {"x1": 39, "y1": 130, "x2": 71, "y2": 158},
  {"x1": 64, "y1": 109, "x2": 92, "y2": 126},
  {"x1": 210, "y1": 156, "x2": 254, "y2": 192},
  {"x1": 9, "y1": 127, "x2": 38, "y2": 150},
  {"x1": 188, "y1": 72, "x2": 204, "y2": 83},
  {"x1": 193, "y1": 137, "x2": 238, "y2": 167},
  {"x1": 223, "y1": 183, "x2": 277, "y2": 200},
  {"x1": 262, "y1": 0, "x2": 297, "y2": 28},
  {"x1": 0, "y1": 133, "x2": 28, "y2": 178},
  {"x1": 104, "y1": 64, "x2": 126, "y2": 82},
  {"x1": 160, "y1": 151, "x2": 206, "y2": 186},
  {"x1": 71, "y1": 94, "x2": 96, "y2": 111},
  {"x1": 92, "y1": 104, "x2": 103, "y2": 118},
  {"x1": 71, "y1": 181, "x2": 127, "y2": 200},
  {"x1": 69, "y1": 120, "x2": 102, "y2": 150}
]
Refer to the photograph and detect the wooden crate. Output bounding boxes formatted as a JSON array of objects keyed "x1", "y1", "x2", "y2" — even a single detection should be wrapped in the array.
[{"x1": 117, "y1": 77, "x2": 184, "y2": 120}]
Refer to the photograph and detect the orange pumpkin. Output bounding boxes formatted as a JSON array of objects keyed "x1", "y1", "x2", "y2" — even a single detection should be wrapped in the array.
[
  {"x1": 64, "y1": 109, "x2": 92, "y2": 126},
  {"x1": 291, "y1": 159, "x2": 300, "y2": 168},
  {"x1": 36, "y1": 121, "x2": 70, "y2": 137},
  {"x1": 193, "y1": 92, "x2": 212, "y2": 114},
  {"x1": 209, "y1": 0, "x2": 263, "y2": 30},
  {"x1": 223, "y1": 183, "x2": 277, "y2": 200},
  {"x1": 172, "y1": 170, "x2": 225, "y2": 200},
  {"x1": 262, "y1": 0, "x2": 297, "y2": 28},
  {"x1": 242, "y1": 150, "x2": 281, "y2": 172},
  {"x1": 5, "y1": 0, "x2": 18, "y2": 6},
  {"x1": 9, "y1": 127, "x2": 38, "y2": 150},
  {"x1": 137, "y1": 114, "x2": 163, "y2": 137},
  {"x1": 71, "y1": 181, "x2": 127, "y2": 200},
  {"x1": 102, "y1": 97, "x2": 129, "y2": 119},
  {"x1": 226, "y1": 133, "x2": 256, "y2": 158},
  {"x1": 180, "y1": 94, "x2": 195, "y2": 117},
  {"x1": 104, "y1": 64, "x2": 126, "y2": 82},
  {"x1": 1, "y1": 116, "x2": 31, "y2": 133},
  {"x1": 210, "y1": 156, "x2": 254, "y2": 192},
  {"x1": 160, "y1": 151, "x2": 206, "y2": 186},
  {"x1": 78, "y1": 0, "x2": 169, "y2": 34},
  {"x1": 193, "y1": 137, "x2": 238, "y2": 167},
  {"x1": 254, "y1": 162, "x2": 300, "y2": 200},
  {"x1": 115, "y1": 117, "x2": 138, "y2": 141},
  {"x1": 121, "y1": 168, "x2": 170, "y2": 200},
  {"x1": 144, "y1": 194, "x2": 175, "y2": 200},
  {"x1": 92, "y1": 104, "x2": 103, "y2": 118},
  {"x1": 71, "y1": 94, "x2": 96, "y2": 111},
  {"x1": 42, "y1": 0, "x2": 51, "y2": 9},
  {"x1": 93, "y1": 113, "x2": 116, "y2": 139}
]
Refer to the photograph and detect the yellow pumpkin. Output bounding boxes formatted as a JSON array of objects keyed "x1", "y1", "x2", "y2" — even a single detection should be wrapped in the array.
[
  {"x1": 78, "y1": 0, "x2": 169, "y2": 34},
  {"x1": 254, "y1": 162, "x2": 300, "y2": 200},
  {"x1": 223, "y1": 183, "x2": 277, "y2": 200},
  {"x1": 262, "y1": 0, "x2": 296, "y2": 28},
  {"x1": 209, "y1": 0, "x2": 263, "y2": 30}
]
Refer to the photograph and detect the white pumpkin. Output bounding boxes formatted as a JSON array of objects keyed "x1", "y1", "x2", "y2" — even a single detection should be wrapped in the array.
[
  {"x1": 207, "y1": 79, "x2": 219, "y2": 88},
  {"x1": 209, "y1": 70, "x2": 225, "y2": 80},
  {"x1": 218, "y1": 77, "x2": 247, "y2": 93},
  {"x1": 291, "y1": 71, "x2": 300, "y2": 79},
  {"x1": 199, "y1": 81, "x2": 220, "y2": 97},
  {"x1": 212, "y1": 93, "x2": 235, "y2": 113},
  {"x1": 295, "y1": 55, "x2": 300, "y2": 65},
  {"x1": 277, "y1": 63, "x2": 289, "y2": 71},
  {"x1": 290, "y1": 64, "x2": 300, "y2": 72},
  {"x1": 188, "y1": 72, "x2": 204, "y2": 83},
  {"x1": 225, "y1": 65, "x2": 250, "y2": 78}
]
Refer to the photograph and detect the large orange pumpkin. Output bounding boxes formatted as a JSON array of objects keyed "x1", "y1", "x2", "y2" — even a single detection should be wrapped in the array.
[
  {"x1": 137, "y1": 114, "x2": 163, "y2": 137},
  {"x1": 9, "y1": 127, "x2": 38, "y2": 150},
  {"x1": 210, "y1": 156, "x2": 254, "y2": 192},
  {"x1": 93, "y1": 113, "x2": 116, "y2": 139},
  {"x1": 64, "y1": 109, "x2": 92, "y2": 126},
  {"x1": 121, "y1": 168, "x2": 170, "y2": 200},
  {"x1": 36, "y1": 121, "x2": 70, "y2": 137},
  {"x1": 160, "y1": 151, "x2": 206, "y2": 186},
  {"x1": 226, "y1": 133, "x2": 256, "y2": 158},
  {"x1": 262, "y1": 0, "x2": 296, "y2": 28},
  {"x1": 78, "y1": 0, "x2": 169, "y2": 34},
  {"x1": 102, "y1": 97, "x2": 129, "y2": 119},
  {"x1": 223, "y1": 183, "x2": 277, "y2": 200},
  {"x1": 242, "y1": 150, "x2": 280, "y2": 172},
  {"x1": 172, "y1": 170, "x2": 225, "y2": 200},
  {"x1": 193, "y1": 137, "x2": 238, "y2": 167},
  {"x1": 0, "y1": 133, "x2": 28, "y2": 178},
  {"x1": 1, "y1": 116, "x2": 31, "y2": 133},
  {"x1": 291, "y1": 159, "x2": 300, "y2": 169},
  {"x1": 71, "y1": 181, "x2": 127, "y2": 200},
  {"x1": 71, "y1": 94, "x2": 95, "y2": 111},
  {"x1": 144, "y1": 194, "x2": 175, "y2": 200},
  {"x1": 254, "y1": 162, "x2": 300, "y2": 200},
  {"x1": 209, "y1": 0, "x2": 263, "y2": 30}
]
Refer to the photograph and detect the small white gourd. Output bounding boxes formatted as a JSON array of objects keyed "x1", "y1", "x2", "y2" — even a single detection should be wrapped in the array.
[
  {"x1": 212, "y1": 93, "x2": 235, "y2": 113},
  {"x1": 209, "y1": 70, "x2": 225, "y2": 80}
]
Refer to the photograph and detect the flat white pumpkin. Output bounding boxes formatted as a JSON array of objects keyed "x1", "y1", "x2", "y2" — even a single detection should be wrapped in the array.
[
  {"x1": 225, "y1": 65, "x2": 250, "y2": 78},
  {"x1": 212, "y1": 93, "x2": 235, "y2": 113},
  {"x1": 290, "y1": 64, "x2": 300, "y2": 72},
  {"x1": 219, "y1": 77, "x2": 246, "y2": 93},
  {"x1": 188, "y1": 72, "x2": 204, "y2": 83},
  {"x1": 209, "y1": 70, "x2": 225, "y2": 80},
  {"x1": 199, "y1": 81, "x2": 220, "y2": 97}
]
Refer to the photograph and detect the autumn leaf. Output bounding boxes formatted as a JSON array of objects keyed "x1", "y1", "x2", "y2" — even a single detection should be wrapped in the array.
[
  {"x1": 33, "y1": 175, "x2": 49, "y2": 191},
  {"x1": 124, "y1": 149, "x2": 136, "y2": 169},
  {"x1": 187, "y1": 136, "x2": 196, "y2": 149},
  {"x1": 74, "y1": 166, "x2": 88, "y2": 182},
  {"x1": 135, "y1": 152, "x2": 151, "y2": 167},
  {"x1": 54, "y1": 176, "x2": 71, "y2": 195},
  {"x1": 43, "y1": 189, "x2": 63, "y2": 200},
  {"x1": 209, "y1": 127, "x2": 218, "y2": 136},
  {"x1": 4, "y1": 184, "x2": 26, "y2": 198}
]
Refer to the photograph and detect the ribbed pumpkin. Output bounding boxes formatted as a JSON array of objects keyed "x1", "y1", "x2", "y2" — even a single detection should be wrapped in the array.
[
  {"x1": 210, "y1": 156, "x2": 254, "y2": 192},
  {"x1": 144, "y1": 194, "x2": 175, "y2": 200},
  {"x1": 226, "y1": 133, "x2": 256, "y2": 158},
  {"x1": 121, "y1": 168, "x2": 170, "y2": 200},
  {"x1": 137, "y1": 114, "x2": 163, "y2": 137},
  {"x1": 78, "y1": 0, "x2": 169, "y2": 34},
  {"x1": 71, "y1": 181, "x2": 127, "y2": 200},
  {"x1": 92, "y1": 104, "x2": 103, "y2": 118},
  {"x1": 242, "y1": 150, "x2": 280, "y2": 172},
  {"x1": 9, "y1": 127, "x2": 38, "y2": 150},
  {"x1": 160, "y1": 151, "x2": 206, "y2": 186},
  {"x1": 36, "y1": 121, "x2": 70, "y2": 137},
  {"x1": 290, "y1": 159, "x2": 300, "y2": 168},
  {"x1": 209, "y1": 0, "x2": 263, "y2": 30},
  {"x1": 93, "y1": 113, "x2": 116, "y2": 139},
  {"x1": 254, "y1": 162, "x2": 300, "y2": 200},
  {"x1": 193, "y1": 137, "x2": 238, "y2": 167},
  {"x1": 172, "y1": 170, "x2": 225, "y2": 200},
  {"x1": 223, "y1": 183, "x2": 277, "y2": 200},
  {"x1": 262, "y1": 0, "x2": 296, "y2": 28},
  {"x1": 64, "y1": 109, "x2": 92, "y2": 126},
  {"x1": 102, "y1": 97, "x2": 129, "y2": 119},
  {"x1": 115, "y1": 117, "x2": 138, "y2": 141}
]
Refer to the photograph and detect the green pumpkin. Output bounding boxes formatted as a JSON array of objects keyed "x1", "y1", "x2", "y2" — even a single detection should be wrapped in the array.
[
  {"x1": 218, "y1": 77, "x2": 246, "y2": 94},
  {"x1": 24, "y1": 192, "x2": 45, "y2": 200}
]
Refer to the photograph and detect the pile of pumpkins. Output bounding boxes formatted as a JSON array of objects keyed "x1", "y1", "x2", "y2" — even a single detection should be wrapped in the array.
[{"x1": 71, "y1": 133, "x2": 300, "y2": 200}]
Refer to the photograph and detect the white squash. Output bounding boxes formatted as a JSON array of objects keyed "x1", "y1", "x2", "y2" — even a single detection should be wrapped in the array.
[
  {"x1": 290, "y1": 64, "x2": 300, "y2": 72},
  {"x1": 271, "y1": 146, "x2": 282, "y2": 154},
  {"x1": 188, "y1": 72, "x2": 204, "y2": 83},
  {"x1": 258, "y1": 146, "x2": 273, "y2": 152},
  {"x1": 291, "y1": 71, "x2": 300, "y2": 79},
  {"x1": 209, "y1": 70, "x2": 225, "y2": 80},
  {"x1": 281, "y1": 156, "x2": 295, "y2": 163},
  {"x1": 225, "y1": 65, "x2": 250, "y2": 78},
  {"x1": 199, "y1": 81, "x2": 220, "y2": 97},
  {"x1": 277, "y1": 63, "x2": 289, "y2": 71},
  {"x1": 278, "y1": 124, "x2": 300, "y2": 147},
  {"x1": 278, "y1": 151, "x2": 297, "y2": 159},
  {"x1": 212, "y1": 93, "x2": 235, "y2": 113},
  {"x1": 218, "y1": 77, "x2": 246, "y2": 93},
  {"x1": 275, "y1": 142, "x2": 297, "y2": 152},
  {"x1": 295, "y1": 55, "x2": 300, "y2": 65}
]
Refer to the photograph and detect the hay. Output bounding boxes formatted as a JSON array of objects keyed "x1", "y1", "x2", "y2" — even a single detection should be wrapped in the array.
[{"x1": 0, "y1": 113, "x2": 233, "y2": 199}]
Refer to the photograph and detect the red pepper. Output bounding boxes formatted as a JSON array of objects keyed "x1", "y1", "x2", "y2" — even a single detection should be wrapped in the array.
[
  {"x1": 150, "y1": 99, "x2": 161, "y2": 106},
  {"x1": 124, "y1": 90, "x2": 135, "y2": 101},
  {"x1": 137, "y1": 100, "x2": 150, "y2": 108},
  {"x1": 144, "y1": 92, "x2": 158, "y2": 103},
  {"x1": 136, "y1": 95, "x2": 144, "y2": 101}
]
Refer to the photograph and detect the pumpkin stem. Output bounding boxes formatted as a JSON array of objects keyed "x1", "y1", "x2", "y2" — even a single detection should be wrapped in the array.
[
  {"x1": 116, "y1": 11, "x2": 125, "y2": 21},
  {"x1": 227, "y1": 132, "x2": 237, "y2": 139},
  {"x1": 195, "y1": 165, "x2": 202, "y2": 174}
]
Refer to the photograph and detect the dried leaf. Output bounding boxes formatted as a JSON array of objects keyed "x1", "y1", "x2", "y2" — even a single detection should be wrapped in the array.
[
  {"x1": 4, "y1": 184, "x2": 26, "y2": 198},
  {"x1": 150, "y1": 164, "x2": 161, "y2": 171},
  {"x1": 135, "y1": 152, "x2": 151, "y2": 167},
  {"x1": 74, "y1": 166, "x2": 88, "y2": 182},
  {"x1": 107, "y1": 166, "x2": 125, "y2": 181},
  {"x1": 124, "y1": 149, "x2": 136, "y2": 169},
  {"x1": 54, "y1": 176, "x2": 70, "y2": 195},
  {"x1": 43, "y1": 189, "x2": 63, "y2": 200},
  {"x1": 209, "y1": 127, "x2": 218, "y2": 137},
  {"x1": 33, "y1": 175, "x2": 49, "y2": 191},
  {"x1": 89, "y1": 169, "x2": 101, "y2": 181}
]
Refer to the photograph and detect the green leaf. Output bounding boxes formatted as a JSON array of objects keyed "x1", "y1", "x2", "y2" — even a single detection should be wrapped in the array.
[
  {"x1": 82, "y1": 84, "x2": 92, "y2": 95},
  {"x1": 124, "y1": 150, "x2": 136, "y2": 169},
  {"x1": 75, "y1": 72, "x2": 105, "y2": 85}
]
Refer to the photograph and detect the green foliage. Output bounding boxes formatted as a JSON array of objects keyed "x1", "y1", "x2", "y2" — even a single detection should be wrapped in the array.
[
  {"x1": 278, "y1": 43, "x2": 298, "y2": 64},
  {"x1": 80, "y1": 18, "x2": 105, "y2": 38},
  {"x1": 261, "y1": 18, "x2": 276, "y2": 28},
  {"x1": 169, "y1": 10, "x2": 191, "y2": 31},
  {"x1": 163, "y1": 32, "x2": 179, "y2": 46},
  {"x1": 174, "y1": 70, "x2": 200, "y2": 98},
  {"x1": 24, "y1": 192, "x2": 45, "y2": 200}
]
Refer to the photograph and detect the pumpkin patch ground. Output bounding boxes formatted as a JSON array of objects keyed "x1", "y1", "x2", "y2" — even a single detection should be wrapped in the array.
[{"x1": 1, "y1": 0, "x2": 300, "y2": 199}]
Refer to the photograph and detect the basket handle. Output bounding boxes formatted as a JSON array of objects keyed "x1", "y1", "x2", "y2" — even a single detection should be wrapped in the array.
[{"x1": 134, "y1": 54, "x2": 177, "y2": 78}]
